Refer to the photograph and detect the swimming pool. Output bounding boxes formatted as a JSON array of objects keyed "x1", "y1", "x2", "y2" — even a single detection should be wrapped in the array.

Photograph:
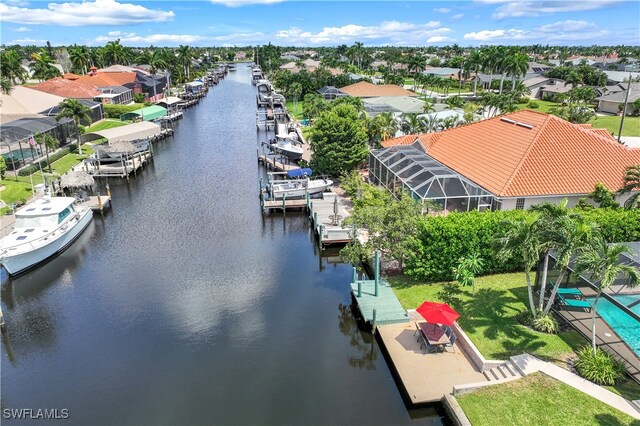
[
  {"x1": 611, "y1": 294, "x2": 640, "y2": 315},
  {"x1": 588, "y1": 296, "x2": 640, "y2": 356}
]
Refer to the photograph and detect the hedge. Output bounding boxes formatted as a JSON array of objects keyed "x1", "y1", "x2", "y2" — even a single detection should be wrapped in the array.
[
  {"x1": 103, "y1": 103, "x2": 145, "y2": 119},
  {"x1": 404, "y1": 208, "x2": 640, "y2": 282},
  {"x1": 18, "y1": 147, "x2": 71, "y2": 176}
]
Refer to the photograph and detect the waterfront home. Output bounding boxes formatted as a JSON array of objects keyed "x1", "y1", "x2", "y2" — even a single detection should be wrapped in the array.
[
  {"x1": 372, "y1": 110, "x2": 640, "y2": 212},
  {"x1": 339, "y1": 81, "x2": 418, "y2": 98}
]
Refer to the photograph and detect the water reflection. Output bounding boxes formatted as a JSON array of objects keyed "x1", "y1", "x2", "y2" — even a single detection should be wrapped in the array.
[{"x1": 338, "y1": 303, "x2": 378, "y2": 370}]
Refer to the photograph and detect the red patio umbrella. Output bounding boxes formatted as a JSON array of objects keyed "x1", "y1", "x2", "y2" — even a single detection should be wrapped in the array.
[{"x1": 416, "y1": 301, "x2": 460, "y2": 326}]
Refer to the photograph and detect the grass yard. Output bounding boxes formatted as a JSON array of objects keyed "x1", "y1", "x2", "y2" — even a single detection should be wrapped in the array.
[
  {"x1": 457, "y1": 372, "x2": 639, "y2": 426},
  {"x1": 516, "y1": 100, "x2": 563, "y2": 114},
  {"x1": 589, "y1": 115, "x2": 640, "y2": 137},
  {"x1": 84, "y1": 119, "x2": 128, "y2": 133},
  {"x1": 50, "y1": 146, "x2": 94, "y2": 175},
  {"x1": 390, "y1": 273, "x2": 585, "y2": 361},
  {"x1": 285, "y1": 100, "x2": 304, "y2": 121}
]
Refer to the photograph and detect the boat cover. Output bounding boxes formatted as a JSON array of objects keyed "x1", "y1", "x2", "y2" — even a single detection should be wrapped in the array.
[{"x1": 288, "y1": 168, "x2": 312, "y2": 178}]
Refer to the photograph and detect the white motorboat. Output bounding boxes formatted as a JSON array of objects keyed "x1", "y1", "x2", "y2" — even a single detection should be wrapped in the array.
[
  {"x1": 269, "y1": 168, "x2": 333, "y2": 199},
  {"x1": 0, "y1": 197, "x2": 93, "y2": 276},
  {"x1": 269, "y1": 136, "x2": 304, "y2": 161}
]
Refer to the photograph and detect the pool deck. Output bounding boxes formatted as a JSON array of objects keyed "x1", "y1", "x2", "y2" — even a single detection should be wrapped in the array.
[
  {"x1": 554, "y1": 291, "x2": 640, "y2": 384},
  {"x1": 350, "y1": 279, "x2": 409, "y2": 326},
  {"x1": 377, "y1": 322, "x2": 487, "y2": 404}
]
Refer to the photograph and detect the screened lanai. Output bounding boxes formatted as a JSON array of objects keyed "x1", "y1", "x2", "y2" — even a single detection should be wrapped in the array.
[{"x1": 369, "y1": 145, "x2": 495, "y2": 213}]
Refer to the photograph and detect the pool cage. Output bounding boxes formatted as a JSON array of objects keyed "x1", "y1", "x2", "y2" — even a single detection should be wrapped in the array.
[{"x1": 369, "y1": 145, "x2": 495, "y2": 213}]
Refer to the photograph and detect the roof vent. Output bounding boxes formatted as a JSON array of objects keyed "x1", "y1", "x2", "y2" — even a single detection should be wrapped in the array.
[{"x1": 500, "y1": 117, "x2": 534, "y2": 130}]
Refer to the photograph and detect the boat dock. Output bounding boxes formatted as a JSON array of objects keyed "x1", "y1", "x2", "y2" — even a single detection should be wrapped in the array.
[
  {"x1": 83, "y1": 151, "x2": 153, "y2": 179},
  {"x1": 256, "y1": 150, "x2": 299, "y2": 172},
  {"x1": 77, "y1": 195, "x2": 111, "y2": 212},
  {"x1": 308, "y1": 192, "x2": 354, "y2": 248}
]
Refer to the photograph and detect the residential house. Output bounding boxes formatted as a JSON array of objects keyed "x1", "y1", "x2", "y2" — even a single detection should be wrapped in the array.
[
  {"x1": 317, "y1": 86, "x2": 348, "y2": 101},
  {"x1": 596, "y1": 83, "x2": 640, "y2": 115},
  {"x1": 523, "y1": 76, "x2": 571, "y2": 100},
  {"x1": 372, "y1": 110, "x2": 639, "y2": 212},
  {"x1": 339, "y1": 81, "x2": 418, "y2": 98}
]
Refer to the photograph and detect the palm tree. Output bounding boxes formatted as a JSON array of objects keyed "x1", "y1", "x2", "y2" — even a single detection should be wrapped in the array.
[
  {"x1": 543, "y1": 217, "x2": 598, "y2": 315},
  {"x1": 619, "y1": 165, "x2": 640, "y2": 209},
  {"x1": 34, "y1": 132, "x2": 60, "y2": 173},
  {"x1": 422, "y1": 99, "x2": 436, "y2": 114},
  {"x1": 289, "y1": 82, "x2": 303, "y2": 114},
  {"x1": 575, "y1": 240, "x2": 639, "y2": 355},
  {"x1": 399, "y1": 113, "x2": 423, "y2": 135},
  {"x1": 507, "y1": 52, "x2": 530, "y2": 91},
  {"x1": 68, "y1": 44, "x2": 91, "y2": 74},
  {"x1": 1, "y1": 76, "x2": 13, "y2": 95},
  {"x1": 466, "y1": 50, "x2": 483, "y2": 97},
  {"x1": 55, "y1": 99, "x2": 91, "y2": 153},
  {"x1": 103, "y1": 39, "x2": 130, "y2": 66},
  {"x1": 176, "y1": 45, "x2": 193, "y2": 80},
  {"x1": 374, "y1": 112, "x2": 397, "y2": 141},
  {"x1": 30, "y1": 51, "x2": 61, "y2": 81},
  {"x1": 1, "y1": 49, "x2": 28, "y2": 84},
  {"x1": 495, "y1": 215, "x2": 541, "y2": 317}
]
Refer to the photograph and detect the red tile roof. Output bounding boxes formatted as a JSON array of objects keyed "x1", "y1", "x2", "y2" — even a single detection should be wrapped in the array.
[
  {"x1": 31, "y1": 78, "x2": 101, "y2": 98},
  {"x1": 339, "y1": 81, "x2": 417, "y2": 98},
  {"x1": 383, "y1": 110, "x2": 640, "y2": 197},
  {"x1": 75, "y1": 71, "x2": 137, "y2": 87},
  {"x1": 381, "y1": 135, "x2": 418, "y2": 147},
  {"x1": 63, "y1": 72, "x2": 81, "y2": 80}
]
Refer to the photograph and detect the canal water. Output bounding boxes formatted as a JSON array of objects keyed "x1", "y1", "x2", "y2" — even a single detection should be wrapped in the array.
[{"x1": 1, "y1": 65, "x2": 445, "y2": 425}]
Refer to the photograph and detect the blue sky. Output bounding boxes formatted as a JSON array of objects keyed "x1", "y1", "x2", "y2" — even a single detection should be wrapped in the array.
[{"x1": 1, "y1": 0, "x2": 638, "y2": 47}]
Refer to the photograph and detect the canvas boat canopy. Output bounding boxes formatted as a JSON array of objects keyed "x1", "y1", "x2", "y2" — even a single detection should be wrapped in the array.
[
  {"x1": 119, "y1": 105, "x2": 167, "y2": 122},
  {"x1": 81, "y1": 121, "x2": 161, "y2": 143},
  {"x1": 288, "y1": 168, "x2": 312, "y2": 178}
]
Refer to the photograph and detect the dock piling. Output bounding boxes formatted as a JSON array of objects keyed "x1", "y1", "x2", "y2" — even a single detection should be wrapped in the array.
[{"x1": 374, "y1": 250, "x2": 380, "y2": 297}]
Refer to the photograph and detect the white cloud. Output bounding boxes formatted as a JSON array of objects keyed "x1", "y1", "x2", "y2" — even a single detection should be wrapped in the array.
[
  {"x1": 482, "y1": 1, "x2": 621, "y2": 19},
  {"x1": 96, "y1": 32, "x2": 206, "y2": 44},
  {"x1": 427, "y1": 36, "x2": 454, "y2": 43},
  {"x1": 6, "y1": 38, "x2": 51, "y2": 45},
  {"x1": 536, "y1": 20, "x2": 597, "y2": 32},
  {"x1": 452, "y1": 13, "x2": 464, "y2": 19},
  {"x1": 0, "y1": 0, "x2": 175, "y2": 26},
  {"x1": 274, "y1": 21, "x2": 451, "y2": 45},
  {"x1": 463, "y1": 29, "x2": 533, "y2": 41},
  {"x1": 210, "y1": 0, "x2": 284, "y2": 6},
  {"x1": 434, "y1": 7, "x2": 451, "y2": 13},
  {"x1": 13, "y1": 26, "x2": 31, "y2": 32}
]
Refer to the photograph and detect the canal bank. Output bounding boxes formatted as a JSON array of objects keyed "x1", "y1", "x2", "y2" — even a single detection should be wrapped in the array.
[{"x1": 1, "y1": 65, "x2": 445, "y2": 425}]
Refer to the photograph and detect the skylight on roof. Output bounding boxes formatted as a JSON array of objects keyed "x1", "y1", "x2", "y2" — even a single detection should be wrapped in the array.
[{"x1": 500, "y1": 117, "x2": 535, "y2": 130}]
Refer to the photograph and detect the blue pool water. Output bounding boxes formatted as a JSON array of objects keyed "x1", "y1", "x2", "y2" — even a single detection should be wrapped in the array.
[
  {"x1": 589, "y1": 296, "x2": 640, "y2": 356},
  {"x1": 612, "y1": 294, "x2": 640, "y2": 315}
]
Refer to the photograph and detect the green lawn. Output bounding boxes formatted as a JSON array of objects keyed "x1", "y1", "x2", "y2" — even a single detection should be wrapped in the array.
[
  {"x1": 84, "y1": 119, "x2": 128, "y2": 133},
  {"x1": 516, "y1": 100, "x2": 563, "y2": 113},
  {"x1": 589, "y1": 115, "x2": 640, "y2": 137},
  {"x1": 285, "y1": 100, "x2": 304, "y2": 121},
  {"x1": 50, "y1": 146, "x2": 94, "y2": 175},
  {"x1": 457, "y1": 372, "x2": 639, "y2": 426},
  {"x1": 390, "y1": 273, "x2": 585, "y2": 361}
]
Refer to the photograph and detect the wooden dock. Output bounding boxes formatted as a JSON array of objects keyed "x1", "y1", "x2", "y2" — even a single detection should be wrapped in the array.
[
  {"x1": 308, "y1": 192, "x2": 354, "y2": 248},
  {"x1": 78, "y1": 195, "x2": 111, "y2": 212},
  {"x1": 257, "y1": 151, "x2": 299, "y2": 172},
  {"x1": 350, "y1": 278, "x2": 409, "y2": 326}
]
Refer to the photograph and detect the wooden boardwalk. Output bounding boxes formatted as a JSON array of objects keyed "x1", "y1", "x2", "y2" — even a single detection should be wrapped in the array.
[
  {"x1": 377, "y1": 323, "x2": 487, "y2": 404},
  {"x1": 350, "y1": 279, "x2": 409, "y2": 326},
  {"x1": 78, "y1": 195, "x2": 111, "y2": 212},
  {"x1": 257, "y1": 152, "x2": 298, "y2": 172}
]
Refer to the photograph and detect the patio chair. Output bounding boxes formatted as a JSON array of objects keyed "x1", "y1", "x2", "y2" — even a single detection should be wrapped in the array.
[
  {"x1": 558, "y1": 293, "x2": 591, "y2": 310},
  {"x1": 557, "y1": 288, "x2": 582, "y2": 298},
  {"x1": 443, "y1": 325, "x2": 452, "y2": 337},
  {"x1": 444, "y1": 332, "x2": 457, "y2": 353}
]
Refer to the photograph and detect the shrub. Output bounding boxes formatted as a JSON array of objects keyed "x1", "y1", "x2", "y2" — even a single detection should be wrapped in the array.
[
  {"x1": 0, "y1": 156, "x2": 6, "y2": 180},
  {"x1": 574, "y1": 346, "x2": 626, "y2": 386},
  {"x1": 404, "y1": 208, "x2": 640, "y2": 282},
  {"x1": 18, "y1": 147, "x2": 70, "y2": 176},
  {"x1": 531, "y1": 312, "x2": 558, "y2": 334},
  {"x1": 527, "y1": 100, "x2": 540, "y2": 109},
  {"x1": 103, "y1": 103, "x2": 145, "y2": 119}
]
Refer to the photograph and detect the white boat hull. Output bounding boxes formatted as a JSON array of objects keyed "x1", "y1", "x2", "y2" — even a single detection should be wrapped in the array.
[
  {"x1": 272, "y1": 180, "x2": 333, "y2": 199},
  {"x1": 0, "y1": 209, "x2": 93, "y2": 276}
]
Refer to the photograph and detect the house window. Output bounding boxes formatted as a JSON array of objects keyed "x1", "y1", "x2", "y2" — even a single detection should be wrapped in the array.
[{"x1": 515, "y1": 198, "x2": 525, "y2": 210}]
